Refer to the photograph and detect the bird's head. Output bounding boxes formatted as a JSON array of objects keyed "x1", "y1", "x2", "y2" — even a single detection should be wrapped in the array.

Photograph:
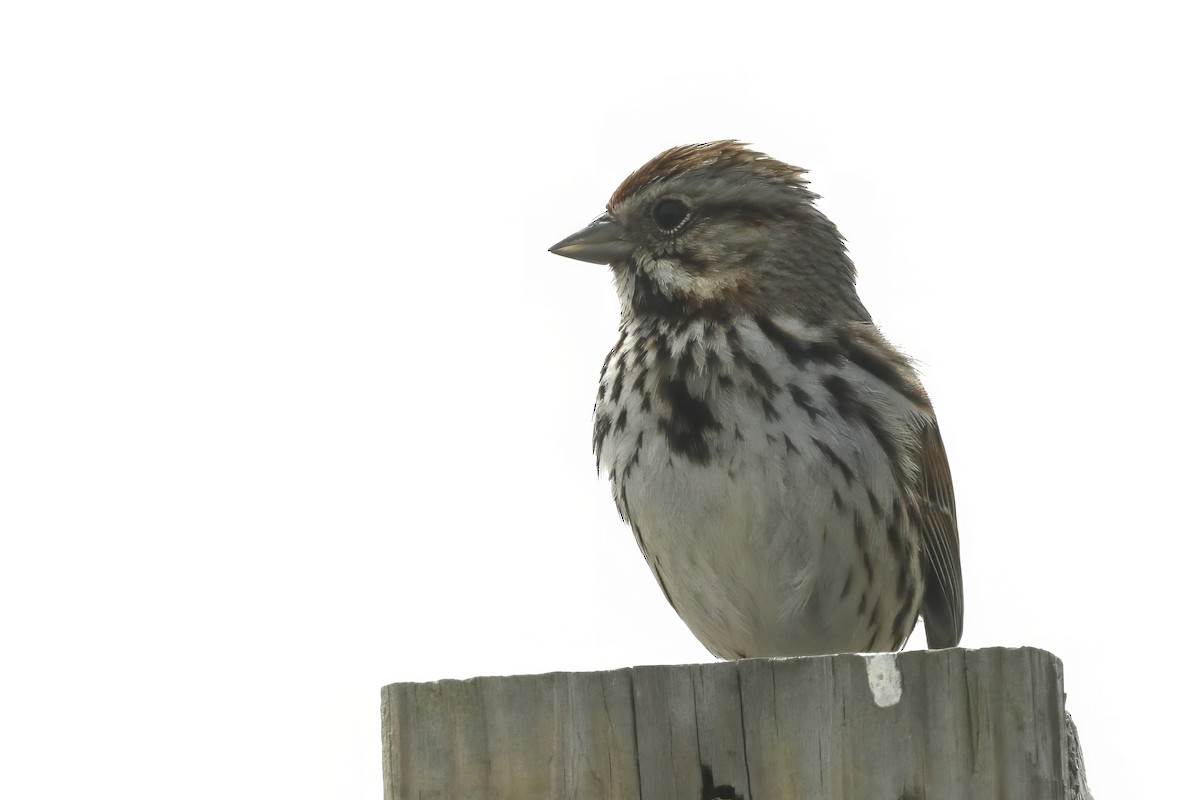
[{"x1": 550, "y1": 141, "x2": 867, "y2": 324}]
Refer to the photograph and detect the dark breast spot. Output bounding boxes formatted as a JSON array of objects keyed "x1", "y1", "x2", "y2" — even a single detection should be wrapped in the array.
[
  {"x1": 611, "y1": 369, "x2": 625, "y2": 403},
  {"x1": 811, "y1": 437, "x2": 854, "y2": 484},
  {"x1": 821, "y1": 373, "x2": 905, "y2": 480},
  {"x1": 593, "y1": 413, "x2": 612, "y2": 454},
  {"x1": 834, "y1": 328, "x2": 931, "y2": 411},
  {"x1": 746, "y1": 359, "x2": 779, "y2": 394},
  {"x1": 657, "y1": 376, "x2": 722, "y2": 464},
  {"x1": 787, "y1": 382, "x2": 823, "y2": 421},
  {"x1": 755, "y1": 316, "x2": 843, "y2": 368}
]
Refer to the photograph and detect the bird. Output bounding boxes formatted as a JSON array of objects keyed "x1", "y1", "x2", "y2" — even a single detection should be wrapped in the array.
[{"x1": 549, "y1": 141, "x2": 962, "y2": 659}]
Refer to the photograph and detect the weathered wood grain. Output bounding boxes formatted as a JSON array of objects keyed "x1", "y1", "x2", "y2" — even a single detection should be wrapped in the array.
[{"x1": 382, "y1": 647, "x2": 1082, "y2": 799}]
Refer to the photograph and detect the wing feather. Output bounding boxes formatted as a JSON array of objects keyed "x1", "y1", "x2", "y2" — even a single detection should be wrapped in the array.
[{"x1": 914, "y1": 418, "x2": 963, "y2": 648}]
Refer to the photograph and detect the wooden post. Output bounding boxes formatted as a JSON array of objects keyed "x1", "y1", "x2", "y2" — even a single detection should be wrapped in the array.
[{"x1": 381, "y1": 646, "x2": 1089, "y2": 799}]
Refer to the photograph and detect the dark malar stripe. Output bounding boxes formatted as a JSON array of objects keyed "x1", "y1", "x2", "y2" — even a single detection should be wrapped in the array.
[{"x1": 630, "y1": 275, "x2": 736, "y2": 321}]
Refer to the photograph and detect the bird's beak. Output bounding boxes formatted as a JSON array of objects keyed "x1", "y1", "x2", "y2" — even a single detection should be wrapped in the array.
[{"x1": 548, "y1": 214, "x2": 634, "y2": 265}]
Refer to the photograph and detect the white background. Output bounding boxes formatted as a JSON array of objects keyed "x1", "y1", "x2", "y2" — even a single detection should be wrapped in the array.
[{"x1": 2, "y1": 2, "x2": 1196, "y2": 797}]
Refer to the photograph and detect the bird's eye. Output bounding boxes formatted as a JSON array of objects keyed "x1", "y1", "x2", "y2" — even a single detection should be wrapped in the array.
[{"x1": 651, "y1": 198, "x2": 690, "y2": 231}]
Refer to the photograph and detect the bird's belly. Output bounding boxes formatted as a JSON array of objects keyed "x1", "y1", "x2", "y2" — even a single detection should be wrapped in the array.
[{"x1": 601, "y1": 383, "x2": 919, "y2": 658}]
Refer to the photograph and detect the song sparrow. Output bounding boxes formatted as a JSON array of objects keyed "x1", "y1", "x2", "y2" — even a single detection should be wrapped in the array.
[{"x1": 550, "y1": 141, "x2": 962, "y2": 658}]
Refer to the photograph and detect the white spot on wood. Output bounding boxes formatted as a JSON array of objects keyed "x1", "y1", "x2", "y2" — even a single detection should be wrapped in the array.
[{"x1": 865, "y1": 653, "x2": 903, "y2": 707}]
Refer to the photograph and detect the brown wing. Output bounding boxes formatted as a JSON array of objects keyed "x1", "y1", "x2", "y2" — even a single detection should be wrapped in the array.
[{"x1": 914, "y1": 417, "x2": 963, "y2": 648}]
